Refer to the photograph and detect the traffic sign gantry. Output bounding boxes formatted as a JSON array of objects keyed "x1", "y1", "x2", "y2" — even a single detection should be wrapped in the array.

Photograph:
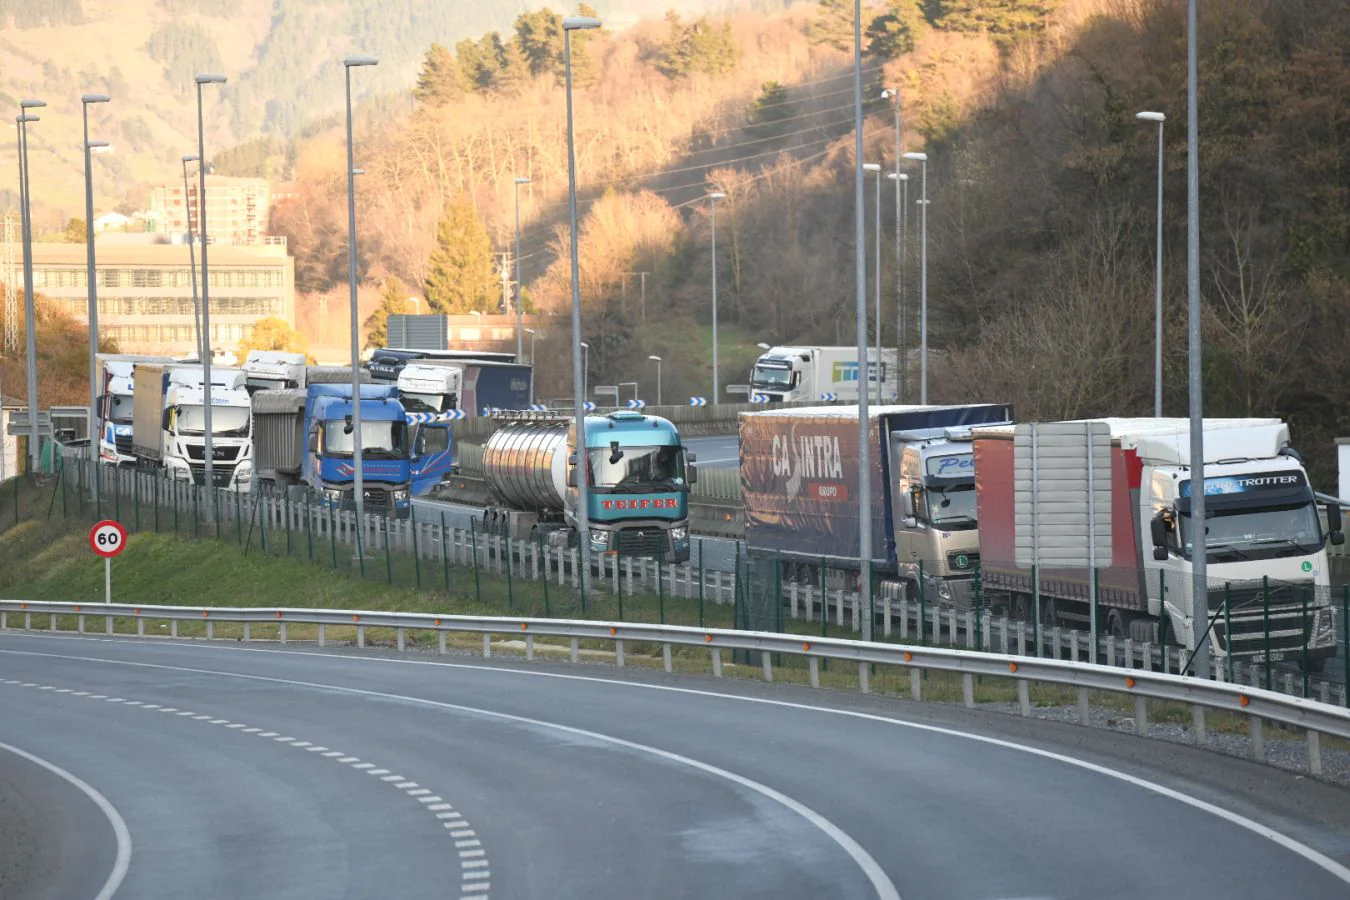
[{"x1": 90, "y1": 520, "x2": 127, "y2": 605}]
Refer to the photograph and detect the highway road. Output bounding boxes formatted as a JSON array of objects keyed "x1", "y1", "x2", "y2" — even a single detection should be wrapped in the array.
[{"x1": 2, "y1": 631, "x2": 1349, "y2": 899}]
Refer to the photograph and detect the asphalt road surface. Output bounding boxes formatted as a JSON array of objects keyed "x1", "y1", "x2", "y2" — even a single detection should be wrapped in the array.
[
  {"x1": 685, "y1": 433, "x2": 739, "y2": 469},
  {"x1": 2, "y1": 631, "x2": 1349, "y2": 899}
]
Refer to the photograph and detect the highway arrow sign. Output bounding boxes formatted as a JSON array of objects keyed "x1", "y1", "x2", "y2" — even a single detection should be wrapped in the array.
[
  {"x1": 749, "y1": 392, "x2": 770, "y2": 404},
  {"x1": 583, "y1": 401, "x2": 597, "y2": 412},
  {"x1": 625, "y1": 399, "x2": 647, "y2": 410},
  {"x1": 820, "y1": 392, "x2": 838, "y2": 402},
  {"x1": 688, "y1": 397, "x2": 707, "y2": 407}
]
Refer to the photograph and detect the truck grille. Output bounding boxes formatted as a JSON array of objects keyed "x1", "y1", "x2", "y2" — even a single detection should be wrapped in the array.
[
  {"x1": 185, "y1": 444, "x2": 241, "y2": 462},
  {"x1": 1208, "y1": 580, "x2": 1312, "y2": 613},
  {"x1": 361, "y1": 489, "x2": 390, "y2": 515},
  {"x1": 189, "y1": 463, "x2": 236, "y2": 488},
  {"x1": 947, "y1": 550, "x2": 979, "y2": 572},
  {"x1": 1214, "y1": 608, "x2": 1313, "y2": 656},
  {"x1": 617, "y1": 529, "x2": 667, "y2": 559},
  {"x1": 114, "y1": 434, "x2": 133, "y2": 455}
]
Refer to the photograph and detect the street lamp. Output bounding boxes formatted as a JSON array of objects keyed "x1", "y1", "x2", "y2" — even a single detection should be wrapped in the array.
[
  {"x1": 16, "y1": 100, "x2": 43, "y2": 476},
  {"x1": 707, "y1": 190, "x2": 726, "y2": 408},
  {"x1": 648, "y1": 355, "x2": 662, "y2": 406},
  {"x1": 888, "y1": 171, "x2": 908, "y2": 402},
  {"x1": 851, "y1": 0, "x2": 873, "y2": 641},
  {"x1": 513, "y1": 176, "x2": 530, "y2": 361},
  {"x1": 525, "y1": 328, "x2": 540, "y2": 404},
  {"x1": 194, "y1": 73, "x2": 226, "y2": 499},
  {"x1": 82, "y1": 92, "x2": 111, "y2": 498},
  {"x1": 1137, "y1": 111, "x2": 1166, "y2": 418},
  {"x1": 756, "y1": 342, "x2": 771, "y2": 350},
  {"x1": 564, "y1": 14, "x2": 602, "y2": 596},
  {"x1": 579, "y1": 340, "x2": 589, "y2": 398},
  {"x1": 343, "y1": 55, "x2": 377, "y2": 533},
  {"x1": 903, "y1": 151, "x2": 928, "y2": 404},
  {"x1": 863, "y1": 163, "x2": 882, "y2": 404},
  {"x1": 181, "y1": 154, "x2": 204, "y2": 361}
]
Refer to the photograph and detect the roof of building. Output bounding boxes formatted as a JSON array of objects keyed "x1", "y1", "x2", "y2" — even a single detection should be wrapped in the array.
[{"x1": 27, "y1": 241, "x2": 291, "y2": 265}]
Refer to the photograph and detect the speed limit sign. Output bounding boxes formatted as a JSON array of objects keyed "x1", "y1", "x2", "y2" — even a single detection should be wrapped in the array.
[{"x1": 90, "y1": 520, "x2": 127, "y2": 559}]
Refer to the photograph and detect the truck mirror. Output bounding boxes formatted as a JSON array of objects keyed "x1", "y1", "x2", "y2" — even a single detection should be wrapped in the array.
[
  {"x1": 1150, "y1": 513, "x2": 1169, "y2": 551},
  {"x1": 685, "y1": 452, "x2": 697, "y2": 464},
  {"x1": 308, "y1": 432, "x2": 319, "y2": 453},
  {"x1": 1153, "y1": 546, "x2": 1169, "y2": 561},
  {"x1": 567, "y1": 453, "x2": 578, "y2": 466},
  {"x1": 162, "y1": 408, "x2": 172, "y2": 431},
  {"x1": 1326, "y1": 501, "x2": 1343, "y2": 536},
  {"x1": 687, "y1": 463, "x2": 698, "y2": 485}
]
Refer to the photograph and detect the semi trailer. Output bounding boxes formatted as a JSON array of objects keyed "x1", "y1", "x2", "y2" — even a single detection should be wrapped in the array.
[
  {"x1": 748, "y1": 346, "x2": 898, "y2": 403},
  {"x1": 974, "y1": 418, "x2": 1341, "y2": 667},
  {"x1": 96, "y1": 354, "x2": 174, "y2": 466},
  {"x1": 480, "y1": 411, "x2": 695, "y2": 562}
]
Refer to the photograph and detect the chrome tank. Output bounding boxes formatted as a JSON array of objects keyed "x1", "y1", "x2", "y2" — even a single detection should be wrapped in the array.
[{"x1": 482, "y1": 420, "x2": 571, "y2": 512}]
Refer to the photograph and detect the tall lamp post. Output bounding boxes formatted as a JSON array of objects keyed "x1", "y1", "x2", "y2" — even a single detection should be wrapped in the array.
[
  {"x1": 181, "y1": 154, "x2": 204, "y2": 361},
  {"x1": 579, "y1": 341, "x2": 589, "y2": 399},
  {"x1": 903, "y1": 151, "x2": 928, "y2": 404},
  {"x1": 1137, "y1": 111, "x2": 1166, "y2": 418},
  {"x1": 513, "y1": 176, "x2": 530, "y2": 361},
  {"x1": 82, "y1": 93, "x2": 110, "y2": 498},
  {"x1": 194, "y1": 73, "x2": 226, "y2": 499},
  {"x1": 888, "y1": 171, "x2": 908, "y2": 402},
  {"x1": 343, "y1": 55, "x2": 378, "y2": 532},
  {"x1": 863, "y1": 162, "x2": 882, "y2": 404},
  {"x1": 563, "y1": 15, "x2": 602, "y2": 597},
  {"x1": 851, "y1": 0, "x2": 872, "y2": 641},
  {"x1": 707, "y1": 191, "x2": 726, "y2": 407},
  {"x1": 16, "y1": 100, "x2": 43, "y2": 476},
  {"x1": 648, "y1": 355, "x2": 662, "y2": 406},
  {"x1": 525, "y1": 328, "x2": 540, "y2": 404}
]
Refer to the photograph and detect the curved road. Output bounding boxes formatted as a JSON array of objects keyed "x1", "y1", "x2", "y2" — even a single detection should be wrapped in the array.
[{"x1": 2, "y1": 631, "x2": 1349, "y2": 899}]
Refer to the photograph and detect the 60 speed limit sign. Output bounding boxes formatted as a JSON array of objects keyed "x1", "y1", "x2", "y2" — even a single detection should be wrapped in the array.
[{"x1": 90, "y1": 520, "x2": 128, "y2": 559}]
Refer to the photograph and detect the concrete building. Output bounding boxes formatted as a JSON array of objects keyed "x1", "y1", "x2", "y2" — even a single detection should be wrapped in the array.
[
  {"x1": 147, "y1": 175, "x2": 271, "y2": 245},
  {"x1": 25, "y1": 236, "x2": 295, "y2": 357}
]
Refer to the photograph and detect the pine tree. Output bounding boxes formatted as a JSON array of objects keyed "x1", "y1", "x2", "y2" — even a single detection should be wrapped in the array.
[
  {"x1": 363, "y1": 276, "x2": 411, "y2": 349},
  {"x1": 867, "y1": 1, "x2": 923, "y2": 58},
  {"x1": 811, "y1": 0, "x2": 854, "y2": 52},
  {"x1": 423, "y1": 197, "x2": 495, "y2": 315},
  {"x1": 415, "y1": 44, "x2": 466, "y2": 107},
  {"x1": 928, "y1": 0, "x2": 1060, "y2": 44},
  {"x1": 748, "y1": 82, "x2": 793, "y2": 140},
  {"x1": 514, "y1": 7, "x2": 564, "y2": 79}
]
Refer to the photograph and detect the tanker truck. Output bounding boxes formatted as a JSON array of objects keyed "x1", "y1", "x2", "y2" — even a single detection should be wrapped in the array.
[{"x1": 481, "y1": 410, "x2": 695, "y2": 562}]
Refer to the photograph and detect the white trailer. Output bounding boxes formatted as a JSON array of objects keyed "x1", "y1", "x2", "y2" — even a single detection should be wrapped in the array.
[{"x1": 748, "y1": 346, "x2": 898, "y2": 403}]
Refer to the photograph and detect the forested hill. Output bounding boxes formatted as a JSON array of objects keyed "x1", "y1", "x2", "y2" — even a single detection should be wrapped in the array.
[{"x1": 0, "y1": 0, "x2": 752, "y2": 214}]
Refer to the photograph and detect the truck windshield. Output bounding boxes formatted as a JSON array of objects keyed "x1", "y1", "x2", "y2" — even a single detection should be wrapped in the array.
[
  {"x1": 175, "y1": 406, "x2": 250, "y2": 437},
  {"x1": 927, "y1": 484, "x2": 978, "y2": 530},
  {"x1": 589, "y1": 445, "x2": 685, "y2": 490},
  {"x1": 108, "y1": 394, "x2": 134, "y2": 424},
  {"x1": 401, "y1": 392, "x2": 448, "y2": 413},
  {"x1": 751, "y1": 365, "x2": 792, "y2": 387},
  {"x1": 1179, "y1": 503, "x2": 1323, "y2": 561},
  {"x1": 323, "y1": 421, "x2": 408, "y2": 459}
]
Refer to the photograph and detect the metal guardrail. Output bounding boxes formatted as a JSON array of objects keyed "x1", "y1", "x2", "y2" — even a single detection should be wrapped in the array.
[{"x1": 2, "y1": 599, "x2": 1345, "y2": 776}]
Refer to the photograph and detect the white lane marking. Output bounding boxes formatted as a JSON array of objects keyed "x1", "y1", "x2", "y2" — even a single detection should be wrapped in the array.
[
  {"x1": 0, "y1": 738, "x2": 133, "y2": 900},
  {"x1": 428, "y1": 804, "x2": 453, "y2": 812},
  {"x1": 0, "y1": 674, "x2": 491, "y2": 899},
  {"x1": 9, "y1": 637, "x2": 1350, "y2": 892},
  {"x1": 0, "y1": 653, "x2": 895, "y2": 899}
]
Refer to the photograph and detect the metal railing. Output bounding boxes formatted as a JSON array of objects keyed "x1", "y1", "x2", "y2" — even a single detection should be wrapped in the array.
[{"x1": 1, "y1": 599, "x2": 1345, "y2": 778}]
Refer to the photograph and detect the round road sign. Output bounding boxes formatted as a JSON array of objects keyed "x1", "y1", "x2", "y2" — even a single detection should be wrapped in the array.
[{"x1": 90, "y1": 520, "x2": 128, "y2": 559}]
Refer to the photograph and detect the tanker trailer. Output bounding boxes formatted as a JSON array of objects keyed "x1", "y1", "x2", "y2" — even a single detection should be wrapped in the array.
[{"x1": 481, "y1": 410, "x2": 696, "y2": 562}]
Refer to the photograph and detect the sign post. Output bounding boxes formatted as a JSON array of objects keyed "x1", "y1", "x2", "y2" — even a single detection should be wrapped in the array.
[{"x1": 90, "y1": 519, "x2": 127, "y2": 604}]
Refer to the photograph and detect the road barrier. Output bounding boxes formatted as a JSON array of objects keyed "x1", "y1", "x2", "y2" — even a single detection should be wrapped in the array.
[{"x1": 1, "y1": 598, "x2": 1346, "y2": 779}]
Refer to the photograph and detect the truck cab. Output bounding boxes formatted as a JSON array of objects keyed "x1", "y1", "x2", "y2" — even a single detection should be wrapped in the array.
[
  {"x1": 892, "y1": 428, "x2": 981, "y2": 606},
  {"x1": 160, "y1": 366, "x2": 253, "y2": 490},
  {"x1": 1137, "y1": 425, "x2": 1340, "y2": 663},
  {"x1": 242, "y1": 350, "x2": 308, "y2": 394},
  {"x1": 97, "y1": 355, "x2": 174, "y2": 467},
  {"x1": 304, "y1": 384, "x2": 413, "y2": 518},
  {"x1": 749, "y1": 345, "x2": 897, "y2": 403},
  {"x1": 578, "y1": 411, "x2": 694, "y2": 562}
]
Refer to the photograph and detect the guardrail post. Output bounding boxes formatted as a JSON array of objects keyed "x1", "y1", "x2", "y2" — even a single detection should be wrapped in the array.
[
  {"x1": 438, "y1": 630, "x2": 446, "y2": 655},
  {"x1": 662, "y1": 643, "x2": 672, "y2": 673},
  {"x1": 1134, "y1": 696, "x2": 1149, "y2": 735},
  {"x1": 711, "y1": 647, "x2": 723, "y2": 677},
  {"x1": 910, "y1": 668, "x2": 921, "y2": 701},
  {"x1": 1250, "y1": 716, "x2": 1265, "y2": 762},
  {"x1": 171, "y1": 619, "x2": 177, "y2": 639},
  {"x1": 697, "y1": 539, "x2": 705, "y2": 628},
  {"x1": 961, "y1": 673, "x2": 974, "y2": 708},
  {"x1": 136, "y1": 617, "x2": 143, "y2": 637},
  {"x1": 1192, "y1": 705, "x2": 1207, "y2": 746},
  {"x1": 809, "y1": 656, "x2": 820, "y2": 688},
  {"x1": 761, "y1": 651, "x2": 773, "y2": 682},
  {"x1": 105, "y1": 614, "x2": 113, "y2": 635},
  {"x1": 278, "y1": 621, "x2": 287, "y2": 645},
  {"x1": 858, "y1": 661, "x2": 869, "y2": 693},
  {"x1": 1308, "y1": 730, "x2": 1322, "y2": 777},
  {"x1": 243, "y1": 622, "x2": 251, "y2": 642},
  {"x1": 570, "y1": 636, "x2": 579, "y2": 663},
  {"x1": 24, "y1": 611, "x2": 31, "y2": 630},
  {"x1": 357, "y1": 625, "x2": 365, "y2": 648},
  {"x1": 1077, "y1": 688, "x2": 1089, "y2": 725},
  {"x1": 50, "y1": 613, "x2": 56, "y2": 632},
  {"x1": 482, "y1": 632, "x2": 490, "y2": 658},
  {"x1": 206, "y1": 619, "x2": 214, "y2": 640},
  {"x1": 615, "y1": 639, "x2": 625, "y2": 668},
  {"x1": 318, "y1": 623, "x2": 326, "y2": 647},
  {"x1": 396, "y1": 627, "x2": 405, "y2": 651},
  {"x1": 1017, "y1": 680, "x2": 1030, "y2": 716},
  {"x1": 526, "y1": 633, "x2": 534, "y2": 660}
]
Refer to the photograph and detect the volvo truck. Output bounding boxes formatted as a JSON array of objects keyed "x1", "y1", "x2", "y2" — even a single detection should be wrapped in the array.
[
  {"x1": 131, "y1": 364, "x2": 253, "y2": 490},
  {"x1": 480, "y1": 411, "x2": 695, "y2": 561},
  {"x1": 738, "y1": 403, "x2": 1013, "y2": 604},
  {"x1": 974, "y1": 418, "x2": 1341, "y2": 668},
  {"x1": 748, "y1": 346, "x2": 898, "y2": 403}
]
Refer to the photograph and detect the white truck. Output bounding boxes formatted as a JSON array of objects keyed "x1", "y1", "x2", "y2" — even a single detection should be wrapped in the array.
[
  {"x1": 748, "y1": 346, "x2": 898, "y2": 403},
  {"x1": 96, "y1": 354, "x2": 174, "y2": 467},
  {"x1": 132, "y1": 364, "x2": 254, "y2": 491},
  {"x1": 241, "y1": 350, "x2": 308, "y2": 394},
  {"x1": 396, "y1": 362, "x2": 461, "y2": 415}
]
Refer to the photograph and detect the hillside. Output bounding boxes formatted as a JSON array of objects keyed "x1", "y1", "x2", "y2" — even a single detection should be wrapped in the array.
[{"x1": 0, "y1": 0, "x2": 754, "y2": 221}]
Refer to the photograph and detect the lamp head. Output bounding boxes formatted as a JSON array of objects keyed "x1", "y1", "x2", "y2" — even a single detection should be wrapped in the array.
[
  {"x1": 707, "y1": 191, "x2": 727, "y2": 200},
  {"x1": 343, "y1": 55, "x2": 379, "y2": 68},
  {"x1": 16, "y1": 114, "x2": 39, "y2": 124},
  {"x1": 863, "y1": 163, "x2": 881, "y2": 172},
  {"x1": 902, "y1": 152, "x2": 928, "y2": 162},
  {"x1": 648, "y1": 355, "x2": 662, "y2": 362},
  {"x1": 86, "y1": 140, "x2": 110, "y2": 149},
  {"x1": 19, "y1": 99, "x2": 46, "y2": 110},
  {"x1": 81, "y1": 93, "x2": 111, "y2": 105},
  {"x1": 1136, "y1": 111, "x2": 1166, "y2": 123},
  {"x1": 182, "y1": 153, "x2": 200, "y2": 163},
  {"x1": 514, "y1": 177, "x2": 531, "y2": 184},
  {"x1": 881, "y1": 88, "x2": 896, "y2": 99},
  {"x1": 562, "y1": 16, "x2": 602, "y2": 30},
  {"x1": 194, "y1": 74, "x2": 228, "y2": 85},
  {"x1": 887, "y1": 172, "x2": 908, "y2": 181},
  {"x1": 580, "y1": 341, "x2": 589, "y2": 349}
]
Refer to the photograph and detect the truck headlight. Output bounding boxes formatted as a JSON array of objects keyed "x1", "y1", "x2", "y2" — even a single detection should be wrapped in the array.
[
  {"x1": 589, "y1": 529, "x2": 608, "y2": 547},
  {"x1": 937, "y1": 580, "x2": 952, "y2": 602},
  {"x1": 322, "y1": 488, "x2": 343, "y2": 502},
  {"x1": 234, "y1": 463, "x2": 252, "y2": 482},
  {"x1": 670, "y1": 526, "x2": 688, "y2": 542},
  {"x1": 392, "y1": 489, "x2": 409, "y2": 502},
  {"x1": 1317, "y1": 607, "x2": 1334, "y2": 638}
]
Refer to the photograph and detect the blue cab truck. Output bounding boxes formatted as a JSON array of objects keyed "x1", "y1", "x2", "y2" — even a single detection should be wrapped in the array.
[
  {"x1": 481, "y1": 411, "x2": 696, "y2": 562},
  {"x1": 250, "y1": 383, "x2": 454, "y2": 518}
]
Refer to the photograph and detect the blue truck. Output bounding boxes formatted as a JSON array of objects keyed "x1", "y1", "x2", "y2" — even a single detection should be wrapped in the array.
[
  {"x1": 250, "y1": 382, "x2": 454, "y2": 518},
  {"x1": 480, "y1": 411, "x2": 696, "y2": 562}
]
